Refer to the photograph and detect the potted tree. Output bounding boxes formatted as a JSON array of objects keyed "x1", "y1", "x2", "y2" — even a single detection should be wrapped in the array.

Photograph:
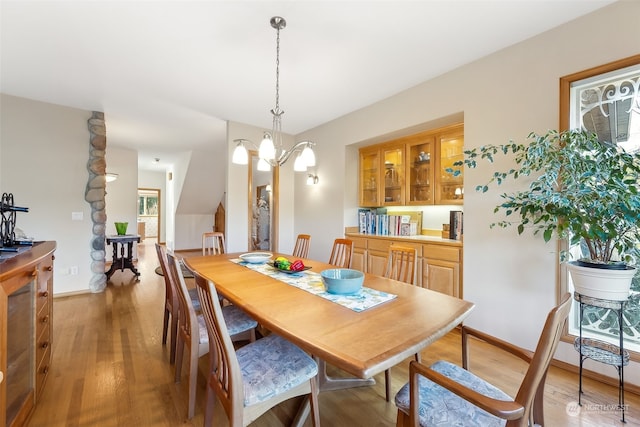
[{"x1": 451, "y1": 129, "x2": 640, "y2": 300}]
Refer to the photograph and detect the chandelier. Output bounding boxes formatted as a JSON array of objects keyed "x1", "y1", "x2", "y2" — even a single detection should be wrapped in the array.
[{"x1": 232, "y1": 16, "x2": 316, "y2": 172}]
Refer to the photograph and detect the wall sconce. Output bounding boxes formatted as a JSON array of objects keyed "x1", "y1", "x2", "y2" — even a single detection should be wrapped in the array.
[
  {"x1": 307, "y1": 174, "x2": 319, "y2": 185},
  {"x1": 454, "y1": 187, "x2": 463, "y2": 198},
  {"x1": 106, "y1": 173, "x2": 119, "y2": 182},
  {"x1": 265, "y1": 184, "x2": 272, "y2": 192}
]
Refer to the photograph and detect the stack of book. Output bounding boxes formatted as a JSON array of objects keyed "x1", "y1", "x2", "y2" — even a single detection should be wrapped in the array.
[{"x1": 358, "y1": 209, "x2": 421, "y2": 236}]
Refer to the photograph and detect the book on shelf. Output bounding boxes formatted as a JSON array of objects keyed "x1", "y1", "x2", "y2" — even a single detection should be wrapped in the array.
[{"x1": 449, "y1": 210, "x2": 463, "y2": 240}]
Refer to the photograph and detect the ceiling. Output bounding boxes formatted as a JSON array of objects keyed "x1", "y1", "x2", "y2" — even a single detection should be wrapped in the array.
[{"x1": 0, "y1": 1, "x2": 616, "y2": 171}]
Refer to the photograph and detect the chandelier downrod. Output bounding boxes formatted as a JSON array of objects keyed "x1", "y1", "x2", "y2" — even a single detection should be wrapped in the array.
[{"x1": 271, "y1": 16, "x2": 285, "y2": 118}]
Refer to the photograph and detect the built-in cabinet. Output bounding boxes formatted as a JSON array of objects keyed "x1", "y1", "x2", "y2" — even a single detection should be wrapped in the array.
[
  {"x1": 358, "y1": 124, "x2": 464, "y2": 208},
  {"x1": 0, "y1": 241, "x2": 55, "y2": 427},
  {"x1": 346, "y1": 233, "x2": 462, "y2": 298}
]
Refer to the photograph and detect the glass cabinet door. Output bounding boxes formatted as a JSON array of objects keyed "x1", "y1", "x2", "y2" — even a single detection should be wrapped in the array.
[
  {"x1": 383, "y1": 146, "x2": 404, "y2": 205},
  {"x1": 359, "y1": 148, "x2": 380, "y2": 207},
  {"x1": 436, "y1": 128, "x2": 464, "y2": 205},
  {"x1": 406, "y1": 137, "x2": 434, "y2": 205}
]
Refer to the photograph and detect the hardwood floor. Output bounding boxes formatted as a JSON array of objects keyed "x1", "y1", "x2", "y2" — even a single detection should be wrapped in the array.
[{"x1": 29, "y1": 239, "x2": 638, "y2": 426}]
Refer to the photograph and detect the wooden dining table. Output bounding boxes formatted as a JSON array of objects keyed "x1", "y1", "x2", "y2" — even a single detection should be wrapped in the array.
[{"x1": 184, "y1": 252, "x2": 475, "y2": 383}]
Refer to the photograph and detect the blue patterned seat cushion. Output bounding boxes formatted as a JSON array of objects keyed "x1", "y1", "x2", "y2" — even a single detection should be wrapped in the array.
[
  {"x1": 187, "y1": 287, "x2": 201, "y2": 311},
  {"x1": 236, "y1": 333, "x2": 318, "y2": 407},
  {"x1": 395, "y1": 361, "x2": 512, "y2": 427},
  {"x1": 222, "y1": 305, "x2": 258, "y2": 337},
  {"x1": 197, "y1": 305, "x2": 257, "y2": 344}
]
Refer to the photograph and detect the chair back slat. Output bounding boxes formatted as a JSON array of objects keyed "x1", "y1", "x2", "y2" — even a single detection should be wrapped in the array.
[
  {"x1": 292, "y1": 234, "x2": 311, "y2": 258},
  {"x1": 384, "y1": 245, "x2": 417, "y2": 285},
  {"x1": 328, "y1": 238, "x2": 353, "y2": 268}
]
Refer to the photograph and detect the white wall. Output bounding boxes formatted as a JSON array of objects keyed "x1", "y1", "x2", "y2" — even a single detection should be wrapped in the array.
[
  {"x1": 0, "y1": 94, "x2": 94, "y2": 295},
  {"x1": 104, "y1": 146, "x2": 138, "y2": 262},
  {"x1": 294, "y1": 0, "x2": 640, "y2": 384},
  {"x1": 173, "y1": 147, "x2": 226, "y2": 249}
]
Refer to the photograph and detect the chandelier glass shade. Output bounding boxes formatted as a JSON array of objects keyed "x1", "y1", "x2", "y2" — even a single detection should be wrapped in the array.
[{"x1": 231, "y1": 16, "x2": 317, "y2": 172}]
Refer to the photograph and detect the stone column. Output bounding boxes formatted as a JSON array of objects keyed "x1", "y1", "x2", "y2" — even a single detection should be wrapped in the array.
[{"x1": 85, "y1": 112, "x2": 107, "y2": 292}]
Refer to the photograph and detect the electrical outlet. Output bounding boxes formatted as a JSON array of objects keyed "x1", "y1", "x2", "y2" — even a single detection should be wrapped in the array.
[{"x1": 70, "y1": 266, "x2": 78, "y2": 275}]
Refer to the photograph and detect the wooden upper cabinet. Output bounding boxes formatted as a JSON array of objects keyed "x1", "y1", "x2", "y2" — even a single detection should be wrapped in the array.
[
  {"x1": 359, "y1": 147, "x2": 381, "y2": 207},
  {"x1": 358, "y1": 123, "x2": 463, "y2": 207},
  {"x1": 435, "y1": 125, "x2": 464, "y2": 205}
]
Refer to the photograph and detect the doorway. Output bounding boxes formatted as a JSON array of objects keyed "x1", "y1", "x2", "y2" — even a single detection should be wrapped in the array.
[{"x1": 137, "y1": 188, "x2": 161, "y2": 245}]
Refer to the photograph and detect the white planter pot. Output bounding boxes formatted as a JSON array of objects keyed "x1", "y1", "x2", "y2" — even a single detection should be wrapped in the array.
[{"x1": 567, "y1": 261, "x2": 636, "y2": 301}]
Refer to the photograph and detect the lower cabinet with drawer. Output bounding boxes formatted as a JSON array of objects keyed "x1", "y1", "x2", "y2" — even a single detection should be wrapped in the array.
[
  {"x1": 345, "y1": 233, "x2": 462, "y2": 298},
  {"x1": 421, "y1": 243, "x2": 462, "y2": 298},
  {"x1": 0, "y1": 241, "x2": 55, "y2": 427},
  {"x1": 350, "y1": 236, "x2": 368, "y2": 272}
]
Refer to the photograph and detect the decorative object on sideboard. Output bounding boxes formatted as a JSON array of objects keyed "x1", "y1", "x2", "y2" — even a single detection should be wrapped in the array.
[{"x1": 0, "y1": 192, "x2": 30, "y2": 248}]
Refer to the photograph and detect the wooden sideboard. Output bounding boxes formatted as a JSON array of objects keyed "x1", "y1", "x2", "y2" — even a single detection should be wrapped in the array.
[
  {"x1": 0, "y1": 241, "x2": 55, "y2": 427},
  {"x1": 346, "y1": 233, "x2": 462, "y2": 298}
]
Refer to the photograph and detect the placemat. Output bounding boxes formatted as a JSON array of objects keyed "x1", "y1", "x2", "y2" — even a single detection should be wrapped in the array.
[{"x1": 232, "y1": 259, "x2": 396, "y2": 312}]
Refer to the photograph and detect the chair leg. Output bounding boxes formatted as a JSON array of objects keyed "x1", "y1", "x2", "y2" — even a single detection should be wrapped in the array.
[
  {"x1": 309, "y1": 376, "x2": 321, "y2": 427},
  {"x1": 187, "y1": 351, "x2": 198, "y2": 419},
  {"x1": 204, "y1": 382, "x2": 215, "y2": 427},
  {"x1": 396, "y1": 409, "x2": 408, "y2": 427},
  {"x1": 385, "y1": 369, "x2": 391, "y2": 402}
]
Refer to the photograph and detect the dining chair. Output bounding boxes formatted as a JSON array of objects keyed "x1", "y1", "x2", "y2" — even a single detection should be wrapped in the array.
[
  {"x1": 193, "y1": 271, "x2": 321, "y2": 427},
  {"x1": 156, "y1": 243, "x2": 201, "y2": 364},
  {"x1": 202, "y1": 231, "x2": 226, "y2": 255},
  {"x1": 382, "y1": 245, "x2": 418, "y2": 402},
  {"x1": 394, "y1": 293, "x2": 572, "y2": 427},
  {"x1": 292, "y1": 233, "x2": 311, "y2": 258},
  {"x1": 328, "y1": 238, "x2": 353, "y2": 268},
  {"x1": 166, "y1": 252, "x2": 258, "y2": 419},
  {"x1": 384, "y1": 245, "x2": 417, "y2": 286}
]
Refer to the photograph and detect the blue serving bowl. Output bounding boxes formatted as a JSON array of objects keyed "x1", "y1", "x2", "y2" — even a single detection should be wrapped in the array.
[{"x1": 320, "y1": 268, "x2": 364, "y2": 295}]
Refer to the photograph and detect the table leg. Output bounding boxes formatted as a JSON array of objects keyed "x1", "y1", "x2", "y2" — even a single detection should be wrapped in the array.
[
  {"x1": 126, "y1": 242, "x2": 141, "y2": 276},
  {"x1": 105, "y1": 242, "x2": 120, "y2": 279},
  {"x1": 105, "y1": 239, "x2": 141, "y2": 279},
  {"x1": 315, "y1": 358, "x2": 376, "y2": 392}
]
